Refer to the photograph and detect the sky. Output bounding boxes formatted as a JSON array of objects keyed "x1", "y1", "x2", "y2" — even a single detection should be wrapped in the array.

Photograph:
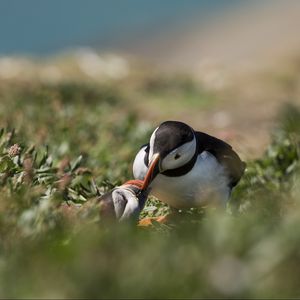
[{"x1": 0, "y1": 0, "x2": 239, "y2": 55}]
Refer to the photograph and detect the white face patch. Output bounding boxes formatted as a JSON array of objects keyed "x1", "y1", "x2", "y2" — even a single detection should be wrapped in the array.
[
  {"x1": 148, "y1": 126, "x2": 159, "y2": 163},
  {"x1": 160, "y1": 136, "x2": 197, "y2": 171}
]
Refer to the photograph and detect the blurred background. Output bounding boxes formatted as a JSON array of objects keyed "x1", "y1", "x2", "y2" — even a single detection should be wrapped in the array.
[
  {"x1": 1, "y1": 0, "x2": 300, "y2": 157},
  {"x1": 1, "y1": 0, "x2": 244, "y2": 55}
]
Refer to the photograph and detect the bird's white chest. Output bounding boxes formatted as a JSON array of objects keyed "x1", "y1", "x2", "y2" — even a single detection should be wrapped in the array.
[{"x1": 150, "y1": 151, "x2": 230, "y2": 208}]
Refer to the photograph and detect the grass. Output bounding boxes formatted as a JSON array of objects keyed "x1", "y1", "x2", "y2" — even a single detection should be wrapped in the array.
[{"x1": 0, "y1": 79, "x2": 299, "y2": 298}]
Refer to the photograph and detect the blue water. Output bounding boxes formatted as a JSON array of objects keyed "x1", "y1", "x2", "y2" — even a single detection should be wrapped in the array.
[{"x1": 0, "y1": 0, "x2": 239, "y2": 55}]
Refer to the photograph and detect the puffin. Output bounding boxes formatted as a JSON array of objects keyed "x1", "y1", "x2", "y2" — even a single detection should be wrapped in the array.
[
  {"x1": 133, "y1": 121, "x2": 246, "y2": 209},
  {"x1": 98, "y1": 179, "x2": 149, "y2": 222}
]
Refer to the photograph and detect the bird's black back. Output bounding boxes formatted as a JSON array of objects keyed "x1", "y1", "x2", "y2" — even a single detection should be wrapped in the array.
[{"x1": 195, "y1": 131, "x2": 246, "y2": 188}]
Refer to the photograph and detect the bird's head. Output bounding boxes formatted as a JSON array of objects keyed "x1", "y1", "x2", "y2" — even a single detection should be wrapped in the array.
[
  {"x1": 99, "y1": 179, "x2": 149, "y2": 222},
  {"x1": 141, "y1": 121, "x2": 197, "y2": 191},
  {"x1": 122, "y1": 179, "x2": 150, "y2": 208}
]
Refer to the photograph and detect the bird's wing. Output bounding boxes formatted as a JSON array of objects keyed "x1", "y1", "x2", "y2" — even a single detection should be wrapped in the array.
[
  {"x1": 195, "y1": 131, "x2": 246, "y2": 188},
  {"x1": 133, "y1": 144, "x2": 149, "y2": 180}
]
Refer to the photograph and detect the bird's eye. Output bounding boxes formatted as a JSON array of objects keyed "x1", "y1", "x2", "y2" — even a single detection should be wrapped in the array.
[{"x1": 174, "y1": 153, "x2": 181, "y2": 160}]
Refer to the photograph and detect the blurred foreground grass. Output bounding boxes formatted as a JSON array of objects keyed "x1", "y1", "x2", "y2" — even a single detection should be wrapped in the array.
[{"x1": 0, "y1": 80, "x2": 299, "y2": 298}]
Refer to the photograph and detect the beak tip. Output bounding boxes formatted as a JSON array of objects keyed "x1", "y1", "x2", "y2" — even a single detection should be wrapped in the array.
[{"x1": 141, "y1": 153, "x2": 160, "y2": 191}]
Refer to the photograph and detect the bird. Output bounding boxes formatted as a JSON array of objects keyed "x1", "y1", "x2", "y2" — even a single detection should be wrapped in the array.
[
  {"x1": 133, "y1": 121, "x2": 246, "y2": 209},
  {"x1": 98, "y1": 179, "x2": 149, "y2": 222}
]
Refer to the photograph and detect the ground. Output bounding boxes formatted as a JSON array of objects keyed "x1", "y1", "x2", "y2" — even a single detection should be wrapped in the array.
[{"x1": 0, "y1": 52, "x2": 299, "y2": 298}]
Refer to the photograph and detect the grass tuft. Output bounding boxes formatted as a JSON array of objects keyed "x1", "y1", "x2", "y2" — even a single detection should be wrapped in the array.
[{"x1": 0, "y1": 81, "x2": 299, "y2": 298}]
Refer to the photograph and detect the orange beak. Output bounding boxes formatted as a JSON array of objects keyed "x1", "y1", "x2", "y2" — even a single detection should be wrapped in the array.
[
  {"x1": 141, "y1": 153, "x2": 160, "y2": 191},
  {"x1": 123, "y1": 179, "x2": 143, "y2": 189}
]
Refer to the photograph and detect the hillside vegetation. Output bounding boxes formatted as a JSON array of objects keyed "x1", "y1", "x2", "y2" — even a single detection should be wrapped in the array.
[{"x1": 0, "y1": 78, "x2": 299, "y2": 298}]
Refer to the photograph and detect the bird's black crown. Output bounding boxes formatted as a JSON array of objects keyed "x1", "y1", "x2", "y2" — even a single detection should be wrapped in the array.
[{"x1": 153, "y1": 121, "x2": 194, "y2": 157}]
